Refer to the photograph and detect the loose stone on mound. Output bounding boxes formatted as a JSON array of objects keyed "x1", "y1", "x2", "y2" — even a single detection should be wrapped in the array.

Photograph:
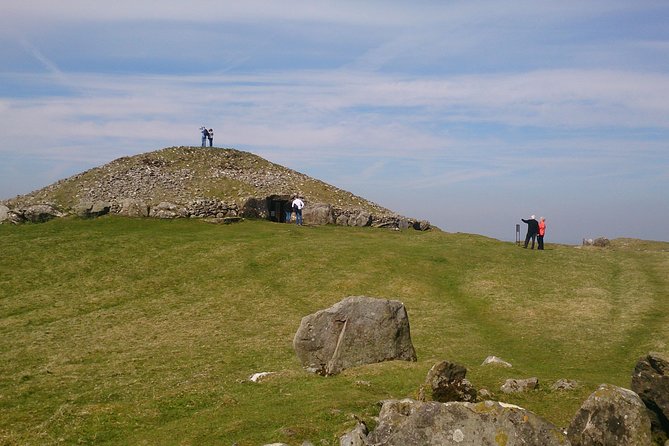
[{"x1": 293, "y1": 296, "x2": 417, "y2": 376}]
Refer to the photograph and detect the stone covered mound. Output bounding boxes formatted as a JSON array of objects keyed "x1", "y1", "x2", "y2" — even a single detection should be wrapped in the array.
[{"x1": 1, "y1": 146, "x2": 429, "y2": 229}]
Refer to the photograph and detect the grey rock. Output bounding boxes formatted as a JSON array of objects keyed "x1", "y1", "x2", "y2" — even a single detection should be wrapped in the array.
[
  {"x1": 567, "y1": 384, "x2": 652, "y2": 446},
  {"x1": 552, "y1": 379, "x2": 579, "y2": 391},
  {"x1": 293, "y1": 296, "x2": 417, "y2": 376},
  {"x1": 90, "y1": 201, "x2": 111, "y2": 217},
  {"x1": 22, "y1": 204, "x2": 63, "y2": 223},
  {"x1": 150, "y1": 201, "x2": 187, "y2": 219},
  {"x1": 500, "y1": 377, "x2": 539, "y2": 393},
  {"x1": 421, "y1": 360, "x2": 477, "y2": 403},
  {"x1": 340, "y1": 421, "x2": 368, "y2": 446},
  {"x1": 631, "y1": 352, "x2": 669, "y2": 443},
  {"x1": 349, "y1": 211, "x2": 371, "y2": 227},
  {"x1": 366, "y1": 399, "x2": 570, "y2": 445},
  {"x1": 335, "y1": 214, "x2": 349, "y2": 226},
  {"x1": 303, "y1": 202, "x2": 334, "y2": 225},
  {"x1": 0, "y1": 204, "x2": 9, "y2": 223},
  {"x1": 593, "y1": 237, "x2": 610, "y2": 247},
  {"x1": 413, "y1": 220, "x2": 431, "y2": 231},
  {"x1": 116, "y1": 198, "x2": 149, "y2": 217},
  {"x1": 481, "y1": 355, "x2": 513, "y2": 368}
]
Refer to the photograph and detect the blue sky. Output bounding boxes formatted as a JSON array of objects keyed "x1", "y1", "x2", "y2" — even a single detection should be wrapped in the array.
[{"x1": 1, "y1": 1, "x2": 668, "y2": 243}]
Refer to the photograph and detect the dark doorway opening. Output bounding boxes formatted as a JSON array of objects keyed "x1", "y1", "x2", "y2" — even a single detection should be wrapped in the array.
[{"x1": 267, "y1": 195, "x2": 291, "y2": 223}]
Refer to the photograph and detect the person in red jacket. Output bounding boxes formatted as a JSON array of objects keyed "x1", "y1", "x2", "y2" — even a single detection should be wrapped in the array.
[{"x1": 537, "y1": 217, "x2": 546, "y2": 250}]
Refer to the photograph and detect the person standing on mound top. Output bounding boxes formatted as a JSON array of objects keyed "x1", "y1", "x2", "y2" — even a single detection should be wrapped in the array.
[
  {"x1": 521, "y1": 214, "x2": 539, "y2": 249},
  {"x1": 208, "y1": 128, "x2": 214, "y2": 147},
  {"x1": 200, "y1": 126, "x2": 208, "y2": 147}
]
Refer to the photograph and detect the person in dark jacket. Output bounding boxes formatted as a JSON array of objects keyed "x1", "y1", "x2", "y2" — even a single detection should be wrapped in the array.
[{"x1": 522, "y1": 215, "x2": 539, "y2": 249}]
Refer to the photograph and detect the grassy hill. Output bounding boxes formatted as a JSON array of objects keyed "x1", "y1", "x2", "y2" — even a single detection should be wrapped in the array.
[{"x1": 1, "y1": 217, "x2": 668, "y2": 445}]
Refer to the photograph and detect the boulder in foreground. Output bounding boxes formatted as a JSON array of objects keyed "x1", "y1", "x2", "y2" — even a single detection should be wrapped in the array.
[
  {"x1": 293, "y1": 296, "x2": 416, "y2": 376},
  {"x1": 364, "y1": 399, "x2": 570, "y2": 445}
]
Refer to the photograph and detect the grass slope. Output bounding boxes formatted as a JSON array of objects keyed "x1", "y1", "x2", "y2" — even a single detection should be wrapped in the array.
[{"x1": 1, "y1": 218, "x2": 668, "y2": 445}]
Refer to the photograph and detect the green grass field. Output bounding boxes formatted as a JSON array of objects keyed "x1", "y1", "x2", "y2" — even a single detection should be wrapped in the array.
[{"x1": 1, "y1": 217, "x2": 668, "y2": 445}]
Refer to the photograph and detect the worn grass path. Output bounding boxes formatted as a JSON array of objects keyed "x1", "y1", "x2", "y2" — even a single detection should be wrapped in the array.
[{"x1": 1, "y1": 217, "x2": 668, "y2": 445}]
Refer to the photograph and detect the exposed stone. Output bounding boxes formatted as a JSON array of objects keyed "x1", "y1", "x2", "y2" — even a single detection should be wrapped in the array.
[
  {"x1": 336, "y1": 214, "x2": 349, "y2": 226},
  {"x1": 117, "y1": 198, "x2": 149, "y2": 217},
  {"x1": 421, "y1": 360, "x2": 477, "y2": 403},
  {"x1": 501, "y1": 377, "x2": 539, "y2": 393},
  {"x1": 0, "y1": 204, "x2": 9, "y2": 223},
  {"x1": 293, "y1": 296, "x2": 417, "y2": 376},
  {"x1": 567, "y1": 384, "x2": 652, "y2": 446},
  {"x1": 592, "y1": 237, "x2": 610, "y2": 247},
  {"x1": 340, "y1": 421, "x2": 368, "y2": 446},
  {"x1": 366, "y1": 399, "x2": 570, "y2": 445},
  {"x1": 552, "y1": 379, "x2": 579, "y2": 391},
  {"x1": 90, "y1": 201, "x2": 112, "y2": 217},
  {"x1": 349, "y1": 211, "x2": 371, "y2": 227},
  {"x1": 481, "y1": 355, "x2": 512, "y2": 368},
  {"x1": 74, "y1": 200, "x2": 111, "y2": 218},
  {"x1": 631, "y1": 352, "x2": 669, "y2": 444},
  {"x1": 303, "y1": 203, "x2": 334, "y2": 225},
  {"x1": 413, "y1": 220, "x2": 431, "y2": 231},
  {"x1": 22, "y1": 204, "x2": 64, "y2": 223},
  {"x1": 150, "y1": 201, "x2": 188, "y2": 219},
  {"x1": 241, "y1": 197, "x2": 268, "y2": 219}
]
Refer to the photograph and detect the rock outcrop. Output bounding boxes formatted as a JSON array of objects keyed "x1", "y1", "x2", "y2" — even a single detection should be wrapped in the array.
[
  {"x1": 567, "y1": 384, "x2": 652, "y2": 446},
  {"x1": 501, "y1": 377, "x2": 539, "y2": 394},
  {"x1": 632, "y1": 352, "x2": 669, "y2": 444},
  {"x1": 364, "y1": 399, "x2": 570, "y2": 445},
  {"x1": 293, "y1": 296, "x2": 417, "y2": 376},
  {"x1": 420, "y1": 360, "x2": 477, "y2": 403}
]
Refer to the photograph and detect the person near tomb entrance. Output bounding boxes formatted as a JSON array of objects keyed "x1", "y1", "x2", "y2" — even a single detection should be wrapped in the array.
[{"x1": 292, "y1": 196, "x2": 305, "y2": 226}]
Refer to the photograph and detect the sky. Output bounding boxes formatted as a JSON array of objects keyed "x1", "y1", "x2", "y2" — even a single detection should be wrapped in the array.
[{"x1": 1, "y1": 1, "x2": 668, "y2": 244}]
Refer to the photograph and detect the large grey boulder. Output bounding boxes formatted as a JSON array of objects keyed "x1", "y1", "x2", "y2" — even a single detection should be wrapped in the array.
[
  {"x1": 303, "y1": 203, "x2": 334, "y2": 225},
  {"x1": 420, "y1": 360, "x2": 477, "y2": 403},
  {"x1": 22, "y1": 204, "x2": 64, "y2": 222},
  {"x1": 632, "y1": 352, "x2": 669, "y2": 443},
  {"x1": 366, "y1": 399, "x2": 570, "y2": 445},
  {"x1": 116, "y1": 198, "x2": 149, "y2": 217},
  {"x1": 74, "y1": 200, "x2": 111, "y2": 218},
  {"x1": 349, "y1": 211, "x2": 371, "y2": 227},
  {"x1": 567, "y1": 384, "x2": 652, "y2": 446},
  {"x1": 293, "y1": 296, "x2": 417, "y2": 376}
]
